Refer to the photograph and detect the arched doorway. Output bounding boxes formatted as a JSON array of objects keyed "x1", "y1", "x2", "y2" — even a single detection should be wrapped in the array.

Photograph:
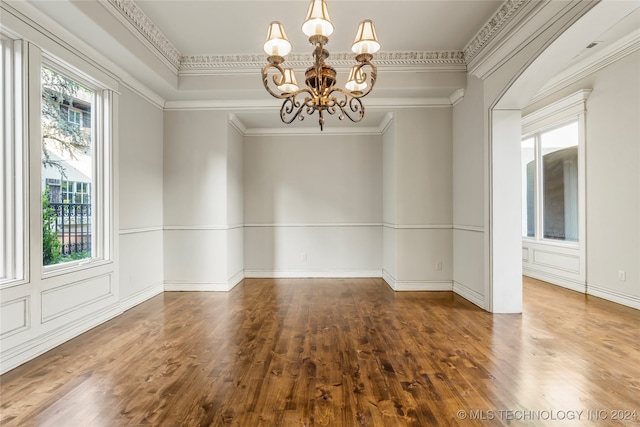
[{"x1": 483, "y1": 0, "x2": 638, "y2": 312}]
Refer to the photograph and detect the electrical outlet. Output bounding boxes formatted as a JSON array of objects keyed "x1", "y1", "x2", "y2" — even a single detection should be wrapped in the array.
[
  {"x1": 618, "y1": 270, "x2": 626, "y2": 281},
  {"x1": 435, "y1": 260, "x2": 442, "y2": 271}
]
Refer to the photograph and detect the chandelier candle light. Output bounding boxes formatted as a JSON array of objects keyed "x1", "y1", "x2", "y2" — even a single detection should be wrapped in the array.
[{"x1": 262, "y1": 0, "x2": 380, "y2": 130}]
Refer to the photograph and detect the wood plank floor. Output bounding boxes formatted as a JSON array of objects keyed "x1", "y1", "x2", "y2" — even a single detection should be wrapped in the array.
[{"x1": 1, "y1": 277, "x2": 639, "y2": 426}]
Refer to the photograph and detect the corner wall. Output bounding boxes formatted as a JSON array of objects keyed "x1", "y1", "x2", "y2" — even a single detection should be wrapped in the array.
[
  {"x1": 383, "y1": 107, "x2": 453, "y2": 290},
  {"x1": 118, "y1": 85, "x2": 164, "y2": 308},
  {"x1": 452, "y1": 76, "x2": 486, "y2": 307},
  {"x1": 163, "y1": 110, "x2": 243, "y2": 290}
]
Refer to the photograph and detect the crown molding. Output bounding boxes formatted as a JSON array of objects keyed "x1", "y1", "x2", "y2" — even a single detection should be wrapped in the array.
[
  {"x1": 164, "y1": 97, "x2": 453, "y2": 112},
  {"x1": 243, "y1": 126, "x2": 385, "y2": 137},
  {"x1": 449, "y1": 88, "x2": 465, "y2": 106},
  {"x1": 178, "y1": 51, "x2": 466, "y2": 75},
  {"x1": 379, "y1": 112, "x2": 394, "y2": 134},
  {"x1": 105, "y1": 0, "x2": 181, "y2": 72},
  {"x1": 522, "y1": 89, "x2": 591, "y2": 135},
  {"x1": 102, "y1": 0, "x2": 527, "y2": 77},
  {"x1": 228, "y1": 114, "x2": 247, "y2": 135},
  {"x1": 119, "y1": 77, "x2": 166, "y2": 110},
  {"x1": 102, "y1": 0, "x2": 534, "y2": 81},
  {"x1": 463, "y1": 0, "x2": 528, "y2": 63}
]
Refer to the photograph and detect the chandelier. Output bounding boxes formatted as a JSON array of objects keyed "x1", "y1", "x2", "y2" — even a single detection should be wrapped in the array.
[{"x1": 261, "y1": 0, "x2": 380, "y2": 131}]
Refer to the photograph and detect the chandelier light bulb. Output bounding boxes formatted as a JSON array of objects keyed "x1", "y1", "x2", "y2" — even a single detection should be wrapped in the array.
[
  {"x1": 346, "y1": 66, "x2": 367, "y2": 92},
  {"x1": 351, "y1": 20, "x2": 380, "y2": 55},
  {"x1": 277, "y1": 69, "x2": 300, "y2": 93},
  {"x1": 302, "y1": 0, "x2": 334, "y2": 38},
  {"x1": 261, "y1": 0, "x2": 378, "y2": 130},
  {"x1": 264, "y1": 21, "x2": 292, "y2": 57}
]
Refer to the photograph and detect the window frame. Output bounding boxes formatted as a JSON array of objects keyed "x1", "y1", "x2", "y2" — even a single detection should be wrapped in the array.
[
  {"x1": 0, "y1": 33, "x2": 28, "y2": 289},
  {"x1": 39, "y1": 56, "x2": 113, "y2": 278},
  {"x1": 521, "y1": 89, "x2": 590, "y2": 250},
  {"x1": 67, "y1": 107, "x2": 82, "y2": 127},
  {"x1": 522, "y1": 119, "x2": 580, "y2": 246}
]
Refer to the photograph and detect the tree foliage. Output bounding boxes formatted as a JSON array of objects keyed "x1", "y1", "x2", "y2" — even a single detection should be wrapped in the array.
[
  {"x1": 41, "y1": 67, "x2": 91, "y2": 175},
  {"x1": 42, "y1": 186, "x2": 61, "y2": 266}
]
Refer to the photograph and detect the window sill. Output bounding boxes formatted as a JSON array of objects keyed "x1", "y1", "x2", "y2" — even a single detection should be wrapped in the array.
[{"x1": 42, "y1": 258, "x2": 112, "y2": 279}]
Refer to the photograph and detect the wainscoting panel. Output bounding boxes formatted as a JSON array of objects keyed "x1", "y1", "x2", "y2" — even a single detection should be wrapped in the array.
[
  {"x1": 532, "y1": 249, "x2": 580, "y2": 273},
  {"x1": 119, "y1": 229, "x2": 164, "y2": 303},
  {"x1": 453, "y1": 228, "x2": 484, "y2": 307},
  {"x1": 394, "y1": 227, "x2": 453, "y2": 284},
  {"x1": 523, "y1": 240, "x2": 585, "y2": 292},
  {"x1": 163, "y1": 228, "x2": 229, "y2": 285},
  {"x1": 0, "y1": 296, "x2": 30, "y2": 338},
  {"x1": 41, "y1": 274, "x2": 113, "y2": 323},
  {"x1": 244, "y1": 224, "x2": 382, "y2": 278}
]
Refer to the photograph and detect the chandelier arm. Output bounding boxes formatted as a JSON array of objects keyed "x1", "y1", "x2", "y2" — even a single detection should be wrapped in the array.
[
  {"x1": 262, "y1": 63, "x2": 297, "y2": 99},
  {"x1": 347, "y1": 61, "x2": 377, "y2": 98},
  {"x1": 280, "y1": 90, "x2": 315, "y2": 124},
  {"x1": 327, "y1": 88, "x2": 365, "y2": 123},
  {"x1": 261, "y1": 2, "x2": 380, "y2": 130}
]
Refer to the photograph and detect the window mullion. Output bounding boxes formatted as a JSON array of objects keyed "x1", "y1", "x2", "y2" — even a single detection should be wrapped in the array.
[{"x1": 535, "y1": 134, "x2": 543, "y2": 241}]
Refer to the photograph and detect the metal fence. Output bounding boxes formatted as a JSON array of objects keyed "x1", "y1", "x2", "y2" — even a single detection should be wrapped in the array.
[{"x1": 50, "y1": 202, "x2": 92, "y2": 256}]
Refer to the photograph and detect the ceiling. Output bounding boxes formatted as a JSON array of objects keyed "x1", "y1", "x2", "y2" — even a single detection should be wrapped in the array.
[
  {"x1": 18, "y1": 0, "x2": 640, "y2": 131},
  {"x1": 133, "y1": 0, "x2": 501, "y2": 55}
]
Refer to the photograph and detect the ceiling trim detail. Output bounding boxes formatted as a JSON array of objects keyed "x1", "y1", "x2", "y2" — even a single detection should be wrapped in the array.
[
  {"x1": 463, "y1": 0, "x2": 527, "y2": 63},
  {"x1": 105, "y1": 0, "x2": 182, "y2": 70},
  {"x1": 164, "y1": 97, "x2": 453, "y2": 111},
  {"x1": 179, "y1": 51, "x2": 466, "y2": 74},
  {"x1": 104, "y1": 0, "x2": 525, "y2": 77}
]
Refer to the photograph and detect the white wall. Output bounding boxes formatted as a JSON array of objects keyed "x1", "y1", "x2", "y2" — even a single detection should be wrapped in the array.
[
  {"x1": 226, "y1": 121, "x2": 244, "y2": 284},
  {"x1": 383, "y1": 108, "x2": 453, "y2": 290},
  {"x1": 118, "y1": 85, "x2": 164, "y2": 308},
  {"x1": 382, "y1": 118, "x2": 397, "y2": 281},
  {"x1": 163, "y1": 110, "x2": 241, "y2": 290},
  {"x1": 243, "y1": 133, "x2": 382, "y2": 277},
  {"x1": 523, "y1": 51, "x2": 640, "y2": 309},
  {"x1": 452, "y1": 76, "x2": 486, "y2": 307},
  {"x1": 585, "y1": 52, "x2": 639, "y2": 307}
]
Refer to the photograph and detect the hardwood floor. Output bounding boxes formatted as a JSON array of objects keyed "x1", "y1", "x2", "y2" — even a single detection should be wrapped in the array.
[{"x1": 1, "y1": 277, "x2": 639, "y2": 426}]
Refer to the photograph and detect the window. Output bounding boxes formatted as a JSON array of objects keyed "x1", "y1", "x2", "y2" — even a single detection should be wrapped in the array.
[
  {"x1": 59, "y1": 180, "x2": 91, "y2": 204},
  {"x1": 522, "y1": 121, "x2": 579, "y2": 243},
  {"x1": 68, "y1": 108, "x2": 82, "y2": 126},
  {"x1": 41, "y1": 63, "x2": 107, "y2": 269},
  {"x1": 1, "y1": 33, "x2": 26, "y2": 286}
]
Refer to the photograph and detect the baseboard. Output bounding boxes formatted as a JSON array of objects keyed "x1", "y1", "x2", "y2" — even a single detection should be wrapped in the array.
[
  {"x1": 120, "y1": 282, "x2": 164, "y2": 312},
  {"x1": 381, "y1": 270, "x2": 452, "y2": 291},
  {"x1": 0, "y1": 303, "x2": 122, "y2": 375},
  {"x1": 523, "y1": 269, "x2": 586, "y2": 293},
  {"x1": 382, "y1": 270, "x2": 395, "y2": 290},
  {"x1": 228, "y1": 271, "x2": 245, "y2": 290},
  {"x1": 453, "y1": 281, "x2": 485, "y2": 308},
  {"x1": 393, "y1": 280, "x2": 453, "y2": 291},
  {"x1": 244, "y1": 269, "x2": 382, "y2": 279},
  {"x1": 164, "y1": 281, "x2": 231, "y2": 291},
  {"x1": 587, "y1": 283, "x2": 640, "y2": 310}
]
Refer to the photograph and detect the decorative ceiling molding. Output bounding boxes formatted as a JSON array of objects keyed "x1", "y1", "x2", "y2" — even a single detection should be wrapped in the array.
[
  {"x1": 164, "y1": 97, "x2": 453, "y2": 112},
  {"x1": 449, "y1": 88, "x2": 465, "y2": 106},
  {"x1": 104, "y1": 0, "x2": 523, "y2": 77},
  {"x1": 463, "y1": 0, "x2": 527, "y2": 63},
  {"x1": 179, "y1": 51, "x2": 466, "y2": 74},
  {"x1": 105, "y1": 0, "x2": 182, "y2": 70}
]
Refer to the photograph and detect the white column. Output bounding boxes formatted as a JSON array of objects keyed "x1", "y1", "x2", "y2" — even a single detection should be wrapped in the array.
[{"x1": 487, "y1": 109, "x2": 523, "y2": 313}]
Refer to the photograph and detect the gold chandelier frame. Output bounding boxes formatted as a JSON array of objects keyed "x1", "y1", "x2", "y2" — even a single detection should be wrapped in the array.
[{"x1": 261, "y1": 0, "x2": 380, "y2": 131}]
